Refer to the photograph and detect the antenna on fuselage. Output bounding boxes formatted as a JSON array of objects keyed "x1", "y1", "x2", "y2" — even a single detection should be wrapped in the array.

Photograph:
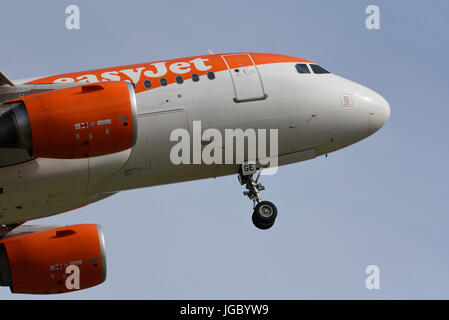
[{"x1": 207, "y1": 49, "x2": 215, "y2": 55}]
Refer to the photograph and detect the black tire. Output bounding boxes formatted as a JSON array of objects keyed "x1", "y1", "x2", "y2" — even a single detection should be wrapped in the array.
[
  {"x1": 252, "y1": 212, "x2": 275, "y2": 230},
  {"x1": 253, "y1": 201, "x2": 277, "y2": 224}
]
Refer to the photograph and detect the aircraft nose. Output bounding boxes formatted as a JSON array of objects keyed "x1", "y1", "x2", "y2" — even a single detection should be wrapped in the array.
[
  {"x1": 352, "y1": 84, "x2": 390, "y2": 135},
  {"x1": 368, "y1": 92, "x2": 390, "y2": 134}
]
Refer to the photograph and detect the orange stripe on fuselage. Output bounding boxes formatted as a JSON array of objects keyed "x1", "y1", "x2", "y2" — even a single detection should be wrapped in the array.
[{"x1": 25, "y1": 53, "x2": 312, "y2": 94}]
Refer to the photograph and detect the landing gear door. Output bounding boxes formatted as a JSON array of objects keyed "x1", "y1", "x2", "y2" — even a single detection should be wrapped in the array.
[{"x1": 221, "y1": 54, "x2": 266, "y2": 103}]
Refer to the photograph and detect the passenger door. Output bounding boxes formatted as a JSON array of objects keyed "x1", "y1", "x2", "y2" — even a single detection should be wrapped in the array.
[{"x1": 221, "y1": 54, "x2": 266, "y2": 102}]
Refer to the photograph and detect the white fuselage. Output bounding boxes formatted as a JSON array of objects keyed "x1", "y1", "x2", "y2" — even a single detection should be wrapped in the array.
[{"x1": 0, "y1": 56, "x2": 390, "y2": 225}]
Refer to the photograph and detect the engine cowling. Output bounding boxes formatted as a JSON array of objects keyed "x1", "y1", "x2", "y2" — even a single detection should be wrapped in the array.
[
  {"x1": 0, "y1": 224, "x2": 106, "y2": 294},
  {"x1": 0, "y1": 81, "x2": 137, "y2": 159}
]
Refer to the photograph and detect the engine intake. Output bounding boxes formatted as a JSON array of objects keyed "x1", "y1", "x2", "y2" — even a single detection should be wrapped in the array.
[
  {"x1": 0, "y1": 224, "x2": 107, "y2": 294},
  {"x1": 0, "y1": 81, "x2": 137, "y2": 159}
]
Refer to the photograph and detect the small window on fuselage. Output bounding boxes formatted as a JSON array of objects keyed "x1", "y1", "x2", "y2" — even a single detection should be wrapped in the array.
[
  {"x1": 310, "y1": 64, "x2": 330, "y2": 74},
  {"x1": 207, "y1": 72, "x2": 215, "y2": 80},
  {"x1": 295, "y1": 64, "x2": 310, "y2": 74},
  {"x1": 144, "y1": 80, "x2": 152, "y2": 88},
  {"x1": 160, "y1": 78, "x2": 168, "y2": 86},
  {"x1": 191, "y1": 73, "x2": 200, "y2": 82},
  {"x1": 176, "y1": 76, "x2": 184, "y2": 84}
]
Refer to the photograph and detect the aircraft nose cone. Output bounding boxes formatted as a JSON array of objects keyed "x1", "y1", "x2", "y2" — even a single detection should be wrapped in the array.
[{"x1": 368, "y1": 93, "x2": 390, "y2": 134}]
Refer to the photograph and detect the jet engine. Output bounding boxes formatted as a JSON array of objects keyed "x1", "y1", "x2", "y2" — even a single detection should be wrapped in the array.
[
  {"x1": 0, "y1": 224, "x2": 106, "y2": 294},
  {"x1": 0, "y1": 81, "x2": 137, "y2": 159}
]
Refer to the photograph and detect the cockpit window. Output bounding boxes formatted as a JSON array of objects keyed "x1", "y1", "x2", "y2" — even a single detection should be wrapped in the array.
[
  {"x1": 295, "y1": 63, "x2": 310, "y2": 74},
  {"x1": 310, "y1": 64, "x2": 330, "y2": 74}
]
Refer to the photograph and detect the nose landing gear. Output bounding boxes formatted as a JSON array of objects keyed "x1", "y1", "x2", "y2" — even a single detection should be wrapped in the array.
[{"x1": 238, "y1": 164, "x2": 278, "y2": 230}]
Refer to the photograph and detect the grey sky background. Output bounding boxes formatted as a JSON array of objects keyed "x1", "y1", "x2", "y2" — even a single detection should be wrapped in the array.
[{"x1": 1, "y1": 0, "x2": 448, "y2": 299}]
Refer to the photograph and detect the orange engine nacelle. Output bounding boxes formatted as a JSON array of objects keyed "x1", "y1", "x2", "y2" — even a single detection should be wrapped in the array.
[
  {"x1": 0, "y1": 81, "x2": 137, "y2": 159},
  {"x1": 0, "y1": 224, "x2": 107, "y2": 294}
]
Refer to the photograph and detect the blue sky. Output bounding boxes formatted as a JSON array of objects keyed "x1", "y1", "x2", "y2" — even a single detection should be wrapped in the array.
[{"x1": 1, "y1": 0, "x2": 448, "y2": 299}]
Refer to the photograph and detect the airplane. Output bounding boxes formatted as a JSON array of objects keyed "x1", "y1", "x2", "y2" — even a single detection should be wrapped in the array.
[{"x1": 0, "y1": 52, "x2": 390, "y2": 294}]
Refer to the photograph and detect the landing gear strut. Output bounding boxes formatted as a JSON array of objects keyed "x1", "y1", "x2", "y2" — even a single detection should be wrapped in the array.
[{"x1": 238, "y1": 164, "x2": 278, "y2": 230}]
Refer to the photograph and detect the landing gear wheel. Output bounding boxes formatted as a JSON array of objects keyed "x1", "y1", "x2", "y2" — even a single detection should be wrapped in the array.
[
  {"x1": 252, "y1": 201, "x2": 277, "y2": 230},
  {"x1": 252, "y1": 213, "x2": 275, "y2": 230},
  {"x1": 254, "y1": 201, "x2": 277, "y2": 223}
]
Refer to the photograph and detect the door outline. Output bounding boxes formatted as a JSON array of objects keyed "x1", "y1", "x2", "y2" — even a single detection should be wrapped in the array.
[{"x1": 221, "y1": 54, "x2": 268, "y2": 103}]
